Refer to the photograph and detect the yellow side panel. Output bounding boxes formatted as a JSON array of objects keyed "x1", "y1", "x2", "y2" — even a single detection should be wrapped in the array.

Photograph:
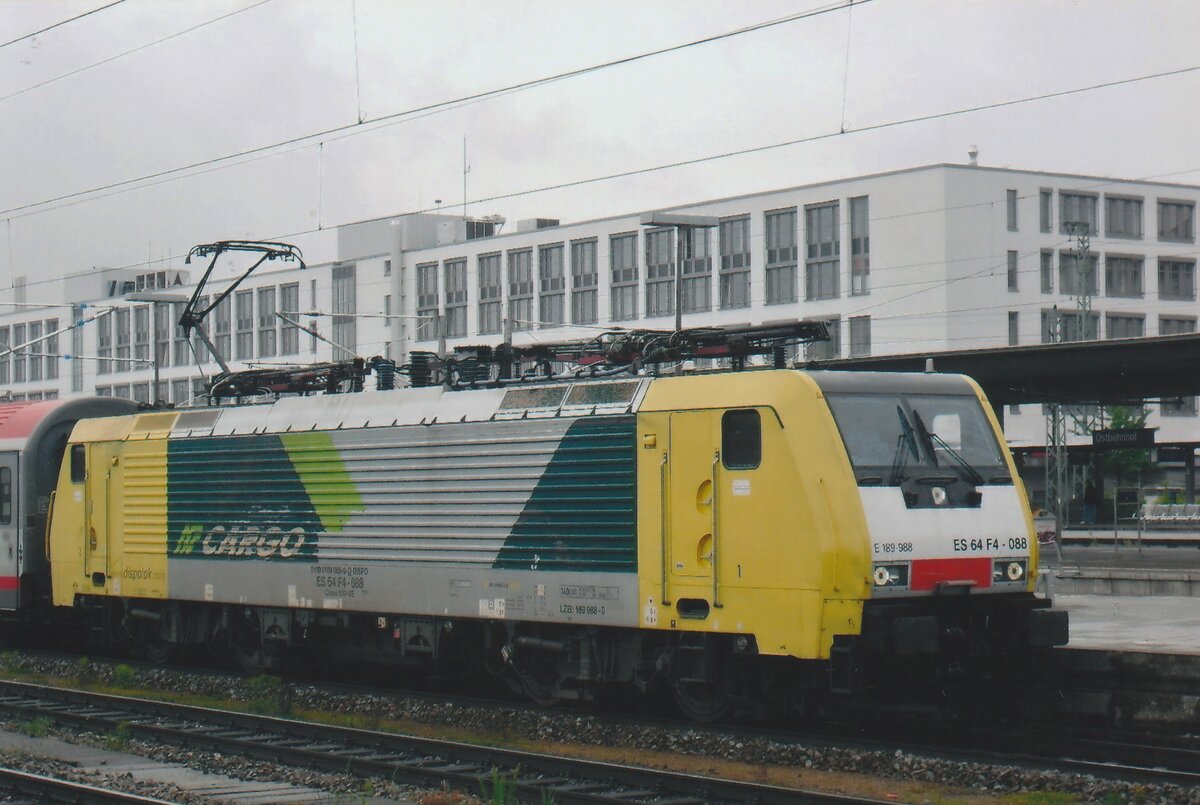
[
  {"x1": 49, "y1": 422, "x2": 169, "y2": 606},
  {"x1": 635, "y1": 371, "x2": 872, "y2": 660}
]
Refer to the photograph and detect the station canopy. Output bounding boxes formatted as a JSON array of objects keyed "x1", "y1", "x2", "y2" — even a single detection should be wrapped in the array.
[{"x1": 805, "y1": 333, "x2": 1200, "y2": 408}]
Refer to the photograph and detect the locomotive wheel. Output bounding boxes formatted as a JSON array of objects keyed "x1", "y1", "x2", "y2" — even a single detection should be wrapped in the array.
[
  {"x1": 141, "y1": 634, "x2": 176, "y2": 666},
  {"x1": 516, "y1": 667, "x2": 562, "y2": 707},
  {"x1": 670, "y1": 677, "x2": 733, "y2": 723},
  {"x1": 232, "y1": 611, "x2": 276, "y2": 673}
]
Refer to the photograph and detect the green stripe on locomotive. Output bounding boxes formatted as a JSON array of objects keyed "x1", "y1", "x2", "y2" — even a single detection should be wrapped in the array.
[
  {"x1": 492, "y1": 417, "x2": 637, "y2": 573},
  {"x1": 166, "y1": 433, "x2": 358, "y2": 560}
]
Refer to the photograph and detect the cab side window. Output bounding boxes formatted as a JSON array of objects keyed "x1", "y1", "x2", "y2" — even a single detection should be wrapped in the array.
[
  {"x1": 70, "y1": 445, "x2": 86, "y2": 484},
  {"x1": 0, "y1": 467, "x2": 10, "y2": 525},
  {"x1": 722, "y1": 409, "x2": 761, "y2": 469}
]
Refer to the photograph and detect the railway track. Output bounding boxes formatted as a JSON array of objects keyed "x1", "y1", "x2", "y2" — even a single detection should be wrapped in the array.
[
  {"x1": 2, "y1": 649, "x2": 1197, "y2": 798},
  {"x1": 0, "y1": 766, "x2": 175, "y2": 804},
  {"x1": 0, "y1": 679, "x2": 886, "y2": 805}
]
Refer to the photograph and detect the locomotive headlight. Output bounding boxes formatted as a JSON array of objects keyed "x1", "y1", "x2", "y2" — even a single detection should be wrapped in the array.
[
  {"x1": 931, "y1": 486, "x2": 948, "y2": 506},
  {"x1": 993, "y1": 559, "x2": 1026, "y2": 582},
  {"x1": 872, "y1": 563, "x2": 909, "y2": 588}
]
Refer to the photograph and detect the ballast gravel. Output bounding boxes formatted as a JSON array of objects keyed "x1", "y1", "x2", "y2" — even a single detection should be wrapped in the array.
[{"x1": 0, "y1": 653, "x2": 1195, "y2": 805}]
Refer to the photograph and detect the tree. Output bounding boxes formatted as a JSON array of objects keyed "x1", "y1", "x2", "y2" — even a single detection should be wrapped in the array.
[{"x1": 1096, "y1": 405, "x2": 1152, "y2": 486}]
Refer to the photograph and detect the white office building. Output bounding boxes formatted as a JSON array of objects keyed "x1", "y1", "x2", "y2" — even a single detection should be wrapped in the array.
[{"x1": 2, "y1": 162, "x2": 1197, "y2": 456}]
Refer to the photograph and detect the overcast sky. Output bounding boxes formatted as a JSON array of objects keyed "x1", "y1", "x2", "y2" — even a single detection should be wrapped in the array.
[{"x1": 1, "y1": 0, "x2": 1198, "y2": 294}]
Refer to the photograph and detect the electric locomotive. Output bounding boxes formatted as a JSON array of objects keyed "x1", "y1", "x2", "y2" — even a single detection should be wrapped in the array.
[{"x1": 41, "y1": 365, "x2": 1066, "y2": 719}]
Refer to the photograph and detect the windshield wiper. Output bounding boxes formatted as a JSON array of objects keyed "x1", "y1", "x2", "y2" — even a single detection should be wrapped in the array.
[
  {"x1": 889, "y1": 405, "x2": 920, "y2": 485},
  {"x1": 912, "y1": 410, "x2": 985, "y2": 486}
]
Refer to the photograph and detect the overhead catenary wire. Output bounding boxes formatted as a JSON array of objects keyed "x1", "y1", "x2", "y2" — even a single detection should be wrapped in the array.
[
  {"x1": 0, "y1": 0, "x2": 126, "y2": 50},
  {"x1": 0, "y1": 0, "x2": 869, "y2": 218},
  {"x1": 0, "y1": 0, "x2": 275, "y2": 104}
]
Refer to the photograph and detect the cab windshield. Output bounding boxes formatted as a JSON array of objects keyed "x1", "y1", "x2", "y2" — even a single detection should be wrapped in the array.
[{"x1": 825, "y1": 392, "x2": 1011, "y2": 486}]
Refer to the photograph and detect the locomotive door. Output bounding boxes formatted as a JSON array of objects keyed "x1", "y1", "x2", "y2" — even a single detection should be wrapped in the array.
[
  {"x1": 668, "y1": 411, "x2": 717, "y2": 580},
  {"x1": 0, "y1": 452, "x2": 17, "y2": 609},
  {"x1": 83, "y1": 445, "x2": 109, "y2": 584}
]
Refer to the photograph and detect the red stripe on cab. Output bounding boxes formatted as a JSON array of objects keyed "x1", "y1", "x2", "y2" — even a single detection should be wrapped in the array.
[
  {"x1": 910, "y1": 558, "x2": 992, "y2": 591},
  {"x1": 0, "y1": 576, "x2": 18, "y2": 591}
]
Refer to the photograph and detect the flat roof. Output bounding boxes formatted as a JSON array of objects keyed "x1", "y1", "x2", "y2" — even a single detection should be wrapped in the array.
[{"x1": 808, "y1": 333, "x2": 1200, "y2": 407}]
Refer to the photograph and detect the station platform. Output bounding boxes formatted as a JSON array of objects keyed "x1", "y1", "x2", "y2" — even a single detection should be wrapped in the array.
[
  {"x1": 1029, "y1": 542, "x2": 1200, "y2": 655},
  {"x1": 1039, "y1": 541, "x2": 1200, "y2": 596},
  {"x1": 1060, "y1": 526, "x2": 1200, "y2": 545},
  {"x1": 1053, "y1": 594, "x2": 1200, "y2": 655}
]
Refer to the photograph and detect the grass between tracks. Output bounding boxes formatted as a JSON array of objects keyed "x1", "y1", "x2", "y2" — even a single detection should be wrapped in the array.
[{"x1": 0, "y1": 656, "x2": 1083, "y2": 805}]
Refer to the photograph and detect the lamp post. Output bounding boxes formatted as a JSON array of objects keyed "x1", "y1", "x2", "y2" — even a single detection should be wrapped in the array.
[
  {"x1": 126, "y1": 291, "x2": 190, "y2": 404},
  {"x1": 639, "y1": 212, "x2": 719, "y2": 333}
]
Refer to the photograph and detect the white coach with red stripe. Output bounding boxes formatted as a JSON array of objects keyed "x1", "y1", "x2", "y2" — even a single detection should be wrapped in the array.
[{"x1": 0, "y1": 398, "x2": 135, "y2": 612}]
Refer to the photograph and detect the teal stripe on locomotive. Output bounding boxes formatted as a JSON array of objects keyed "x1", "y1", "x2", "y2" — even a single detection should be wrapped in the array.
[
  {"x1": 491, "y1": 416, "x2": 637, "y2": 573},
  {"x1": 166, "y1": 434, "x2": 323, "y2": 560}
]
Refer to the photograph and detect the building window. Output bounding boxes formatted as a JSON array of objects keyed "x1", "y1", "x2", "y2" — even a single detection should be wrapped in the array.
[
  {"x1": 331, "y1": 263, "x2": 356, "y2": 359},
  {"x1": 1040, "y1": 250, "x2": 1054, "y2": 293},
  {"x1": 11, "y1": 323, "x2": 25, "y2": 382},
  {"x1": 645, "y1": 229, "x2": 674, "y2": 319},
  {"x1": 235, "y1": 290, "x2": 254, "y2": 360},
  {"x1": 279, "y1": 283, "x2": 299, "y2": 355},
  {"x1": 171, "y1": 379, "x2": 190, "y2": 407},
  {"x1": 849, "y1": 315, "x2": 870, "y2": 356},
  {"x1": 1058, "y1": 251, "x2": 1098, "y2": 295},
  {"x1": 1007, "y1": 250, "x2": 1019, "y2": 291},
  {"x1": 610, "y1": 233, "x2": 638, "y2": 321},
  {"x1": 765, "y1": 208, "x2": 798, "y2": 305},
  {"x1": 1059, "y1": 192, "x2": 1098, "y2": 235},
  {"x1": 214, "y1": 296, "x2": 231, "y2": 363},
  {"x1": 718, "y1": 216, "x2": 750, "y2": 309},
  {"x1": 309, "y1": 278, "x2": 319, "y2": 354},
  {"x1": 806, "y1": 317, "x2": 841, "y2": 360},
  {"x1": 1040, "y1": 189, "x2": 1053, "y2": 233},
  {"x1": 1159, "y1": 316, "x2": 1196, "y2": 415},
  {"x1": 1105, "y1": 255, "x2": 1143, "y2": 298},
  {"x1": 805, "y1": 202, "x2": 839, "y2": 301},
  {"x1": 382, "y1": 295, "x2": 392, "y2": 358},
  {"x1": 680, "y1": 228, "x2": 711, "y2": 314},
  {"x1": 0, "y1": 327, "x2": 8, "y2": 384},
  {"x1": 255, "y1": 286, "x2": 277, "y2": 358},
  {"x1": 383, "y1": 259, "x2": 391, "y2": 277},
  {"x1": 1008, "y1": 311, "x2": 1019, "y2": 346},
  {"x1": 27, "y1": 321, "x2": 42, "y2": 382},
  {"x1": 1105, "y1": 196, "x2": 1143, "y2": 239},
  {"x1": 416, "y1": 261, "x2": 439, "y2": 341},
  {"x1": 133, "y1": 306, "x2": 149, "y2": 367},
  {"x1": 1041, "y1": 309, "x2": 1099, "y2": 343},
  {"x1": 1160, "y1": 315, "x2": 1196, "y2": 336},
  {"x1": 537, "y1": 245, "x2": 565, "y2": 327},
  {"x1": 94, "y1": 316, "x2": 110, "y2": 376},
  {"x1": 507, "y1": 250, "x2": 534, "y2": 332},
  {"x1": 43, "y1": 319, "x2": 58, "y2": 381},
  {"x1": 478, "y1": 253, "x2": 502, "y2": 335},
  {"x1": 849, "y1": 196, "x2": 869, "y2": 295},
  {"x1": 1007, "y1": 189, "x2": 1018, "y2": 231},
  {"x1": 445, "y1": 258, "x2": 468, "y2": 338},
  {"x1": 1158, "y1": 200, "x2": 1195, "y2": 242},
  {"x1": 71, "y1": 307, "x2": 83, "y2": 391},
  {"x1": 1158, "y1": 258, "x2": 1195, "y2": 301},
  {"x1": 170, "y1": 302, "x2": 187, "y2": 367},
  {"x1": 1105, "y1": 313, "x2": 1144, "y2": 340},
  {"x1": 114, "y1": 310, "x2": 130, "y2": 373},
  {"x1": 570, "y1": 239, "x2": 598, "y2": 325}
]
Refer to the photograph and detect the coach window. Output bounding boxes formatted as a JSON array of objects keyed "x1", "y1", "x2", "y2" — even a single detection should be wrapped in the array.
[
  {"x1": 0, "y1": 468, "x2": 10, "y2": 525},
  {"x1": 722, "y1": 409, "x2": 761, "y2": 470},
  {"x1": 70, "y1": 445, "x2": 86, "y2": 484}
]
